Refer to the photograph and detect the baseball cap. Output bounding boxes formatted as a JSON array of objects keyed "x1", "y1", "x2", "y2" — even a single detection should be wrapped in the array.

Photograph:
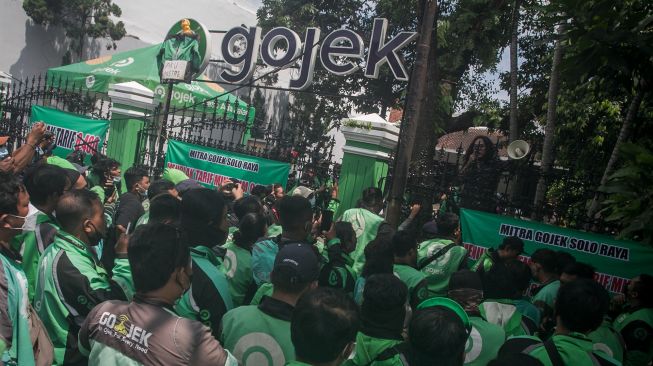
[
  {"x1": 273, "y1": 243, "x2": 319, "y2": 283},
  {"x1": 291, "y1": 186, "x2": 314, "y2": 199},
  {"x1": 175, "y1": 179, "x2": 203, "y2": 196},
  {"x1": 0, "y1": 136, "x2": 9, "y2": 145}
]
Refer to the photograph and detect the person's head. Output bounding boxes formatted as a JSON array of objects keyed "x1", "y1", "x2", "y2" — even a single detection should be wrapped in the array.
[
  {"x1": 560, "y1": 262, "x2": 595, "y2": 286},
  {"x1": 358, "y1": 187, "x2": 383, "y2": 214},
  {"x1": 273, "y1": 183, "x2": 284, "y2": 199},
  {"x1": 91, "y1": 157, "x2": 121, "y2": 179},
  {"x1": 147, "y1": 179, "x2": 178, "y2": 201},
  {"x1": 278, "y1": 196, "x2": 313, "y2": 236},
  {"x1": 128, "y1": 223, "x2": 191, "y2": 302},
  {"x1": 124, "y1": 166, "x2": 150, "y2": 195},
  {"x1": 180, "y1": 188, "x2": 228, "y2": 246},
  {"x1": 409, "y1": 299, "x2": 470, "y2": 366},
  {"x1": 251, "y1": 184, "x2": 272, "y2": 200},
  {"x1": 482, "y1": 262, "x2": 518, "y2": 300},
  {"x1": 497, "y1": 236, "x2": 525, "y2": 260},
  {"x1": 0, "y1": 171, "x2": 30, "y2": 242},
  {"x1": 464, "y1": 136, "x2": 496, "y2": 164},
  {"x1": 148, "y1": 194, "x2": 181, "y2": 225},
  {"x1": 66, "y1": 150, "x2": 86, "y2": 166},
  {"x1": 555, "y1": 251, "x2": 576, "y2": 276},
  {"x1": 55, "y1": 189, "x2": 105, "y2": 246},
  {"x1": 503, "y1": 259, "x2": 533, "y2": 297},
  {"x1": 448, "y1": 270, "x2": 484, "y2": 311},
  {"x1": 233, "y1": 212, "x2": 267, "y2": 249},
  {"x1": 23, "y1": 164, "x2": 71, "y2": 214},
  {"x1": 362, "y1": 274, "x2": 408, "y2": 336},
  {"x1": 270, "y1": 243, "x2": 319, "y2": 300},
  {"x1": 529, "y1": 248, "x2": 559, "y2": 281},
  {"x1": 291, "y1": 288, "x2": 360, "y2": 365},
  {"x1": 436, "y1": 212, "x2": 460, "y2": 239},
  {"x1": 555, "y1": 278, "x2": 609, "y2": 334},
  {"x1": 393, "y1": 230, "x2": 419, "y2": 267},
  {"x1": 233, "y1": 195, "x2": 263, "y2": 221},
  {"x1": 626, "y1": 274, "x2": 653, "y2": 308},
  {"x1": 361, "y1": 225, "x2": 395, "y2": 278},
  {"x1": 334, "y1": 221, "x2": 356, "y2": 254}
]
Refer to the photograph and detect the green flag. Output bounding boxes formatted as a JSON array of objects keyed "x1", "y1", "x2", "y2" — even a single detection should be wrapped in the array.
[
  {"x1": 460, "y1": 209, "x2": 653, "y2": 294},
  {"x1": 30, "y1": 105, "x2": 109, "y2": 163},
  {"x1": 164, "y1": 139, "x2": 290, "y2": 193}
]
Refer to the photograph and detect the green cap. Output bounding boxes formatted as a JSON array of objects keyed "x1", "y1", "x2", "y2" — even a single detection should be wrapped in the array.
[
  {"x1": 162, "y1": 168, "x2": 189, "y2": 185},
  {"x1": 47, "y1": 156, "x2": 76, "y2": 170}
]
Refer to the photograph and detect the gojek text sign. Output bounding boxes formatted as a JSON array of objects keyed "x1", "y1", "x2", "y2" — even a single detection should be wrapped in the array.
[
  {"x1": 220, "y1": 18, "x2": 417, "y2": 90},
  {"x1": 460, "y1": 209, "x2": 653, "y2": 294}
]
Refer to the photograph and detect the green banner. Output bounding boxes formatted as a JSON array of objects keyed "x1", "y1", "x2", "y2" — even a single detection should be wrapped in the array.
[
  {"x1": 164, "y1": 139, "x2": 290, "y2": 193},
  {"x1": 460, "y1": 209, "x2": 653, "y2": 294},
  {"x1": 30, "y1": 106, "x2": 110, "y2": 162}
]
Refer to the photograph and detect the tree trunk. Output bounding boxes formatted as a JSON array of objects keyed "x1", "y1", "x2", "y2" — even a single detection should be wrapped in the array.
[
  {"x1": 509, "y1": 0, "x2": 520, "y2": 142},
  {"x1": 386, "y1": 0, "x2": 439, "y2": 227},
  {"x1": 586, "y1": 90, "x2": 644, "y2": 220},
  {"x1": 532, "y1": 25, "x2": 564, "y2": 220}
]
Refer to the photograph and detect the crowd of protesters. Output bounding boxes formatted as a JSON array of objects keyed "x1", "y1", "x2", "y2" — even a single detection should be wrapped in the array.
[{"x1": 0, "y1": 123, "x2": 651, "y2": 366}]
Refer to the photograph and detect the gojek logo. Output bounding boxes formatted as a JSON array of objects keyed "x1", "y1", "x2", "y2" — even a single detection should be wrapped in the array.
[
  {"x1": 85, "y1": 75, "x2": 95, "y2": 88},
  {"x1": 111, "y1": 57, "x2": 135, "y2": 68},
  {"x1": 99, "y1": 312, "x2": 153, "y2": 349},
  {"x1": 154, "y1": 85, "x2": 166, "y2": 98}
]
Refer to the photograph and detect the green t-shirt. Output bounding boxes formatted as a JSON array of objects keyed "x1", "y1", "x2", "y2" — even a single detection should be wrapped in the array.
[
  {"x1": 464, "y1": 316, "x2": 506, "y2": 366},
  {"x1": 344, "y1": 332, "x2": 405, "y2": 366},
  {"x1": 221, "y1": 296, "x2": 295, "y2": 366},
  {"x1": 417, "y1": 239, "x2": 467, "y2": 297},
  {"x1": 222, "y1": 242, "x2": 254, "y2": 307},
  {"x1": 393, "y1": 264, "x2": 430, "y2": 308},
  {"x1": 340, "y1": 208, "x2": 385, "y2": 274}
]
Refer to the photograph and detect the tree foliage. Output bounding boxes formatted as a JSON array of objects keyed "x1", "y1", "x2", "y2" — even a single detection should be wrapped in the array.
[{"x1": 23, "y1": 0, "x2": 126, "y2": 61}]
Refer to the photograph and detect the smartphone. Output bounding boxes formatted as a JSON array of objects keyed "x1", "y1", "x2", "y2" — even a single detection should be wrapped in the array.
[{"x1": 320, "y1": 209, "x2": 334, "y2": 233}]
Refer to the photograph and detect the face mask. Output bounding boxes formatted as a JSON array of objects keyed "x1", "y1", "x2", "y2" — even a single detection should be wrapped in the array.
[
  {"x1": 309, "y1": 196, "x2": 316, "y2": 207},
  {"x1": 0, "y1": 146, "x2": 9, "y2": 160},
  {"x1": 112, "y1": 176, "x2": 121, "y2": 183},
  {"x1": 87, "y1": 221, "x2": 107, "y2": 246},
  {"x1": 3, "y1": 214, "x2": 29, "y2": 233}
]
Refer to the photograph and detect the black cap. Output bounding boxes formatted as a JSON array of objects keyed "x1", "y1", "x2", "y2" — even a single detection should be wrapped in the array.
[{"x1": 274, "y1": 243, "x2": 319, "y2": 283}]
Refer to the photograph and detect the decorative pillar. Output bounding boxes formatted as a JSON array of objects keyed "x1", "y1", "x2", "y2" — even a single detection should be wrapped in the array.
[
  {"x1": 106, "y1": 81, "x2": 158, "y2": 173},
  {"x1": 336, "y1": 114, "x2": 399, "y2": 216}
]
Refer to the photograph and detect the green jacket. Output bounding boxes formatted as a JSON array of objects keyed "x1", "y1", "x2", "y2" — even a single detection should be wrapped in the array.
[
  {"x1": 417, "y1": 238, "x2": 467, "y2": 297},
  {"x1": 319, "y1": 239, "x2": 357, "y2": 295},
  {"x1": 464, "y1": 316, "x2": 505, "y2": 366},
  {"x1": 613, "y1": 307, "x2": 653, "y2": 366},
  {"x1": 479, "y1": 299, "x2": 537, "y2": 337},
  {"x1": 20, "y1": 211, "x2": 59, "y2": 302},
  {"x1": 471, "y1": 248, "x2": 499, "y2": 274},
  {"x1": 158, "y1": 34, "x2": 201, "y2": 75},
  {"x1": 340, "y1": 208, "x2": 385, "y2": 274},
  {"x1": 222, "y1": 242, "x2": 254, "y2": 307},
  {"x1": 589, "y1": 318, "x2": 625, "y2": 363},
  {"x1": 505, "y1": 333, "x2": 621, "y2": 366},
  {"x1": 344, "y1": 332, "x2": 405, "y2": 366},
  {"x1": 393, "y1": 264, "x2": 430, "y2": 309},
  {"x1": 0, "y1": 246, "x2": 53, "y2": 366},
  {"x1": 175, "y1": 246, "x2": 233, "y2": 339},
  {"x1": 34, "y1": 230, "x2": 134, "y2": 365},
  {"x1": 221, "y1": 296, "x2": 295, "y2": 366}
]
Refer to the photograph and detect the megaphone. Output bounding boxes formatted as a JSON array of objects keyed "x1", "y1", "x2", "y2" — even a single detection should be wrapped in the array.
[{"x1": 507, "y1": 140, "x2": 530, "y2": 160}]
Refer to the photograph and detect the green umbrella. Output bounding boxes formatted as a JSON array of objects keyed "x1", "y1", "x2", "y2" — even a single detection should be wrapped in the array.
[{"x1": 47, "y1": 44, "x2": 252, "y2": 121}]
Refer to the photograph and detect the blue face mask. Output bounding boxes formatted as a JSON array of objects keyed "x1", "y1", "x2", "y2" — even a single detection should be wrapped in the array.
[{"x1": 0, "y1": 146, "x2": 9, "y2": 160}]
